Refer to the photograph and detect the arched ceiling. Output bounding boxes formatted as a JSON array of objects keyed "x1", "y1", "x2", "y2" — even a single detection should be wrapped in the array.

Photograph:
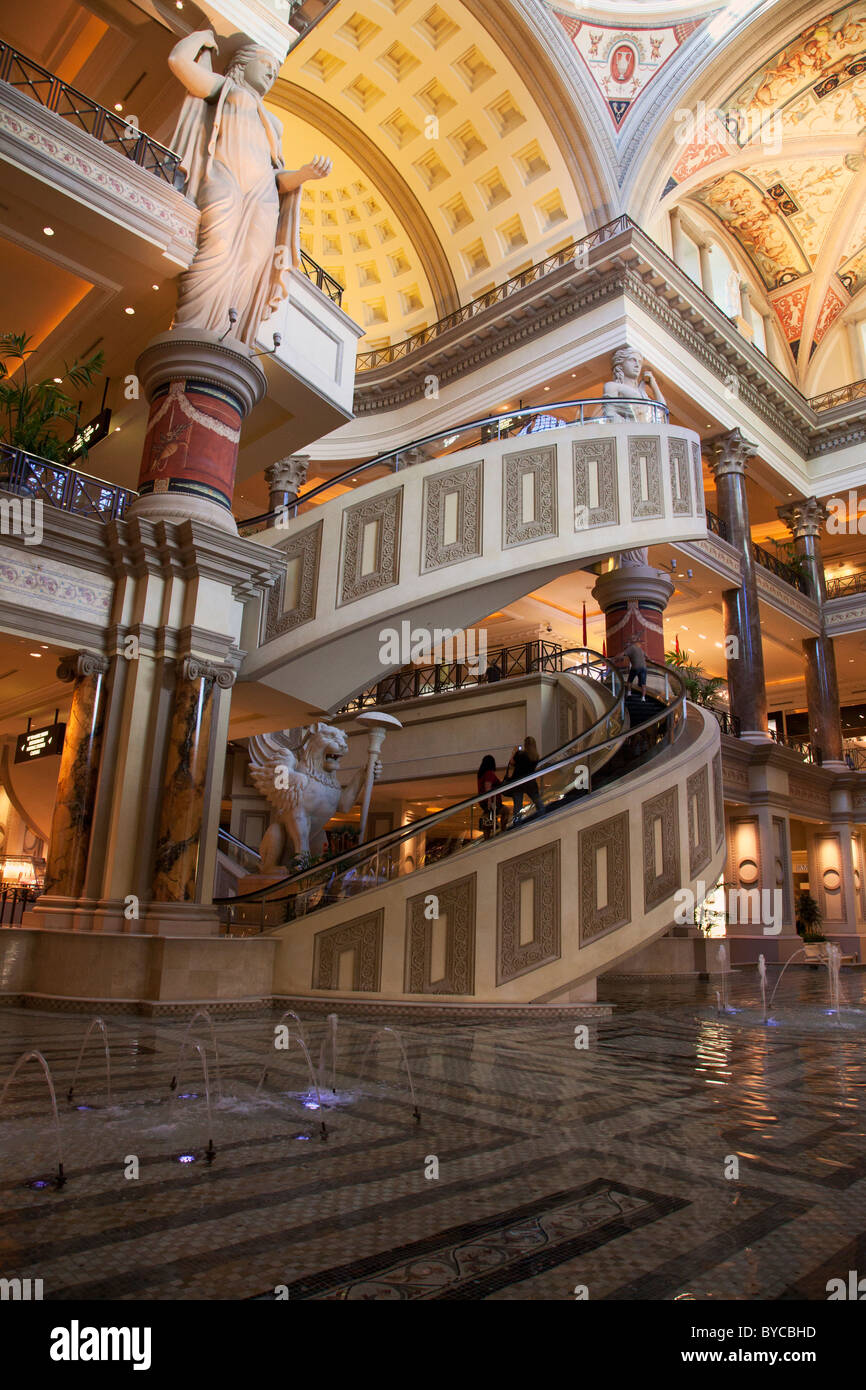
[
  {"x1": 659, "y1": 2, "x2": 866, "y2": 379},
  {"x1": 266, "y1": 0, "x2": 604, "y2": 347}
]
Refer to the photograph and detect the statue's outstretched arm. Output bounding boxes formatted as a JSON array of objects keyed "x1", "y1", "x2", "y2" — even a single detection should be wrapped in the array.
[
  {"x1": 276, "y1": 155, "x2": 332, "y2": 194},
  {"x1": 643, "y1": 370, "x2": 667, "y2": 406},
  {"x1": 168, "y1": 30, "x2": 223, "y2": 100}
]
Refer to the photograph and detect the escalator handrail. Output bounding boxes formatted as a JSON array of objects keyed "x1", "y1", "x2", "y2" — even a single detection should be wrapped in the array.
[{"x1": 215, "y1": 658, "x2": 686, "y2": 908}]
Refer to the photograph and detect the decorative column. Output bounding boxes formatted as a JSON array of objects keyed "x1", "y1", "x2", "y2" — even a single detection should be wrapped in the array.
[
  {"x1": 778, "y1": 497, "x2": 844, "y2": 767},
  {"x1": 592, "y1": 550, "x2": 675, "y2": 666},
  {"x1": 698, "y1": 241, "x2": 713, "y2": 296},
  {"x1": 127, "y1": 330, "x2": 267, "y2": 534},
  {"x1": 265, "y1": 454, "x2": 310, "y2": 513},
  {"x1": 151, "y1": 658, "x2": 236, "y2": 903},
  {"x1": 669, "y1": 207, "x2": 684, "y2": 262},
  {"x1": 707, "y1": 429, "x2": 770, "y2": 741},
  {"x1": 846, "y1": 319, "x2": 866, "y2": 380},
  {"x1": 43, "y1": 653, "x2": 110, "y2": 899}
]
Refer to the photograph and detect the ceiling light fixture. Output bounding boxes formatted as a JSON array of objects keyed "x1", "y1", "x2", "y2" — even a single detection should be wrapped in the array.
[
  {"x1": 43, "y1": 226, "x2": 54, "y2": 236},
  {"x1": 124, "y1": 306, "x2": 135, "y2": 315},
  {"x1": 114, "y1": 103, "x2": 123, "y2": 112}
]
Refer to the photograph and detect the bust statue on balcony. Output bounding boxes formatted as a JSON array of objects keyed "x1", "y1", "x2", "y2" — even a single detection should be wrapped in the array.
[
  {"x1": 597, "y1": 347, "x2": 666, "y2": 423},
  {"x1": 167, "y1": 30, "x2": 332, "y2": 346}
]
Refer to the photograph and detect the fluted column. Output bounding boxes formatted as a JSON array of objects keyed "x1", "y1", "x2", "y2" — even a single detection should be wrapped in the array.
[
  {"x1": 707, "y1": 429, "x2": 769, "y2": 741},
  {"x1": 152, "y1": 658, "x2": 236, "y2": 902},
  {"x1": 44, "y1": 653, "x2": 110, "y2": 898},
  {"x1": 778, "y1": 497, "x2": 844, "y2": 767},
  {"x1": 698, "y1": 241, "x2": 713, "y2": 296}
]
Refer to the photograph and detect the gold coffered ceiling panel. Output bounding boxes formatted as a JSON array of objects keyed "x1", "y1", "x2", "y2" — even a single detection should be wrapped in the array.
[{"x1": 271, "y1": 0, "x2": 588, "y2": 346}]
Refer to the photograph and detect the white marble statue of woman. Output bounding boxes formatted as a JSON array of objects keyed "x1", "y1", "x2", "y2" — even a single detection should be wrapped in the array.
[
  {"x1": 597, "y1": 346, "x2": 666, "y2": 423},
  {"x1": 168, "y1": 30, "x2": 332, "y2": 346}
]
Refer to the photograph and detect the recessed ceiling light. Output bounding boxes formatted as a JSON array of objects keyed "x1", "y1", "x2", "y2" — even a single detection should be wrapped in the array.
[
  {"x1": 698, "y1": 633, "x2": 707, "y2": 639},
  {"x1": 152, "y1": 283, "x2": 159, "y2": 290},
  {"x1": 29, "y1": 652, "x2": 41, "y2": 658},
  {"x1": 53, "y1": 376, "x2": 62, "y2": 383},
  {"x1": 43, "y1": 226, "x2": 54, "y2": 236},
  {"x1": 543, "y1": 386, "x2": 550, "y2": 391},
  {"x1": 124, "y1": 306, "x2": 135, "y2": 315},
  {"x1": 114, "y1": 426, "x2": 121, "y2": 432},
  {"x1": 114, "y1": 103, "x2": 123, "y2": 112}
]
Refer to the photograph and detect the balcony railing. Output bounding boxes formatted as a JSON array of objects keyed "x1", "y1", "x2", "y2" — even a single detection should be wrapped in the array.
[
  {"x1": 0, "y1": 41, "x2": 181, "y2": 184},
  {"x1": 237, "y1": 397, "x2": 671, "y2": 535},
  {"x1": 355, "y1": 215, "x2": 633, "y2": 371},
  {"x1": 336, "y1": 640, "x2": 571, "y2": 714},
  {"x1": 299, "y1": 248, "x2": 344, "y2": 307},
  {"x1": 705, "y1": 508, "x2": 729, "y2": 541},
  {"x1": 0, "y1": 444, "x2": 135, "y2": 522},
  {"x1": 709, "y1": 708, "x2": 741, "y2": 738},
  {"x1": 752, "y1": 542, "x2": 809, "y2": 593},
  {"x1": 809, "y1": 379, "x2": 866, "y2": 413},
  {"x1": 825, "y1": 572, "x2": 866, "y2": 599}
]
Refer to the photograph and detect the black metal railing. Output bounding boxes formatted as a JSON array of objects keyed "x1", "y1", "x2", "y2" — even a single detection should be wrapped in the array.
[
  {"x1": 752, "y1": 542, "x2": 809, "y2": 593},
  {"x1": 705, "y1": 508, "x2": 729, "y2": 541},
  {"x1": 336, "y1": 640, "x2": 567, "y2": 713},
  {"x1": 0, "y1": 884, "x2": 38, "y2": 925},
  {"x1": 0, "y1": 41, "x2": 181, "y2": 184},
  {"x1": 1, "y1": 444, "x2": 135, "y2": 522},
  {"x1": 710, "y1": 709, "x2": 741, "y2": 738},
  {"x1": 825, "y1": 572, "x2": 866, "y2": 599},
  {"x1": 237, "y1": 397, "x2": 671, "y2": 536},
  {"x1": 356, "y1": 215, "x2": 632, "y2": 370},
  {"x1": 299, "y1": 248, "x2": 344, "y2": 306}
]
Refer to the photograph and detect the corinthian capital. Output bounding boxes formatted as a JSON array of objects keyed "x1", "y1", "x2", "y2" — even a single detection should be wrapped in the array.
[
  {"x1": 57, "y1": 651, "x2": 110, "y2": 682},
  {"x1": 706, "y1": 428, "x2": 758, "y2": 480},
  {"x1": 778, "y1": 496, "x2": 827, "y2": 540},
  {"x1": 265, "y1": 455, "x2": 310, "y2": 501}
]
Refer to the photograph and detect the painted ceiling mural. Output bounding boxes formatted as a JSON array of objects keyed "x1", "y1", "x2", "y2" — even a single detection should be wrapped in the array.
[
  {"x1": 662, "y1": 2, "x2": 866, "y2": 369},
  {"x1": 547, "y1": 5, "x2": 705, "y2": 129}
]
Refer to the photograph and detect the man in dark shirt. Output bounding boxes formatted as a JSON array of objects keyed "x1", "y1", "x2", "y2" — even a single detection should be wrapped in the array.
[{"x1": 622, "y1": 640, "x2": 647, "y2": 701}]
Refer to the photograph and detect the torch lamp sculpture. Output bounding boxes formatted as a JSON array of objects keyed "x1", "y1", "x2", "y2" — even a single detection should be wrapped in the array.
[{"x1": 356, "y1": 711, "x2": 402, "y2": 842}]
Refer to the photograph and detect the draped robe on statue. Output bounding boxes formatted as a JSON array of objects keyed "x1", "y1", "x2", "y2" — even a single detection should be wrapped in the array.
[{"x1": 170, "y1": 78, "x2": 302, "y2": 346}]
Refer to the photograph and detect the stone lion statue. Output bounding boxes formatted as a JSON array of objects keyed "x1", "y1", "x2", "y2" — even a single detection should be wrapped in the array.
[{"x1": 248, "y1": 722, "x2": 381, "y2": 868}]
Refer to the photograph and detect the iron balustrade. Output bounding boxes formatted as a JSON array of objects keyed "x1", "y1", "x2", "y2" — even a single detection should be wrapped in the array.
[
  {"x1": 752, "y1": 541, "x2": 809, "y2": 593},
  {"x1": 355, "y1": 216, "x2": 633, "y2": 371},
  {"x1": 809, "y1": 379, "x2": 866, "y2": 412},
  {"x1": 215, "y1": 658, "x2": 681, "y2": 935},
  {"x1": 0, "y1": 884, "x2": 38, "y2": 925},
  {"x1": 710, "y1": 708, "x2": 741, "y2": 738},
  {"x1": 825, "y1": 572, "x2": 866, "y2": 598},
  {"x1": 0, "y1": 41, "x2": 181, "y2": 184},
  {"x1": 705, "y1": 508, "x2": 729, "y2": 541},
  {"x1": 237, "y1": 397, "x2": 672, "y2": 535},
  {"x1": 0, "y1": 444, "x2": 135, "y2": 522},
  {"x1": 299, "y1": 249, "x2": 344, "y2": 306}
]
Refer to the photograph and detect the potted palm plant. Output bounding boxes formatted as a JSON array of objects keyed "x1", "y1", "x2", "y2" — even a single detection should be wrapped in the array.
[
  {"x1": 795, "y1": 889, "x2": 826, "y2": 961},
  {"x1": 0, "y1": 332, "x2": 104, "y2": 465}
]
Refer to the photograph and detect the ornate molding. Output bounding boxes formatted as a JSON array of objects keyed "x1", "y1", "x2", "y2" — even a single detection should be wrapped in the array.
[
  {"x1": 421, "y1": 461, "x2": 483, "y2": 573},
  {"x1": 57, "y1": 652, "x2": 110, "y2": 681},
  {"x1": 183, "y1": 657, "x2": 236, "y2": 688},
  {"x1": 687, "y1": 764, "x2": 712, "y2": 877},
  {"x1": 706, "y1": 429, "x2": 758, "y2": 480},
  {"x1": 312, "y1": 910, "x2": 384, "y2": 992},
  {"x1": 338, "y1": 488, "x2": 402, "y2": 606},
  {"x1": 579, "y1": 811, "x2": 630, "y2": 944},
  {"x1": 502, "y1": 445, "x2": 558, "y2": 548},
  {"x1": 405, "y1": 874, "x2": 476, "y2": 995},
  {"x1": 496, "y1": 841, "x2": 561, "y2": 984},
  {"x1": 573, "y1": 437, "x2": 618, "y2": 530},
  {"x1": 642, "y1": 786, "x2": 680, "y2": 912},
  {"x1": 264, "y1": 520, "x2": 322, "y2": 640}
]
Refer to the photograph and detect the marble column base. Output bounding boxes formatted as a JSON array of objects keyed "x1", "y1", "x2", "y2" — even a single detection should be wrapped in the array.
[
  {"x1": 738, "y1": 729, "x2": 774, "y2": 744},
  {"x1": 24, "y1": 898, "x2": 222, "y2": 936},
  {"x1": 127, "y1": 491, "x2": 238, "y2": 534},
  {"x1": 821, "y1": 760, "x2": 849, "y2": 773}
]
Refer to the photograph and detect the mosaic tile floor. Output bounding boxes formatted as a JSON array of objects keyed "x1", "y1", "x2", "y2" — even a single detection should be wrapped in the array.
[{"x1": 1, "y1": 967, "x2": 865, "y2": 1301}]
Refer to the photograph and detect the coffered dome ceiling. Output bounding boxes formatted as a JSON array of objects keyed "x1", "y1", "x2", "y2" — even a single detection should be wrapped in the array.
[
  {"x1": 659, "y1": 2, "x2": 866, "y2": 376},
  {"x1": 267, "y1": 0, "x2": 600, "y2": 345}
]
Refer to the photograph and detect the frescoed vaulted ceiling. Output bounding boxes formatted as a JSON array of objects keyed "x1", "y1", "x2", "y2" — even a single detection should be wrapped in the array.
[{"x1": 661, "y1": 2, "x2": 866, "y2": 374}]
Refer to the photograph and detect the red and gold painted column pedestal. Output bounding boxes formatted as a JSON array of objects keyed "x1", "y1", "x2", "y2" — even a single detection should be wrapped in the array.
[
  {"x1": 592, "y1": 564, "x2": 674, "y2": 666},
  {"x1": 43, "y1": 652, "x2": 110, "y2": 900},
  {"x1": 128, "y1": 330, "x2": 267, "y2": 534}
]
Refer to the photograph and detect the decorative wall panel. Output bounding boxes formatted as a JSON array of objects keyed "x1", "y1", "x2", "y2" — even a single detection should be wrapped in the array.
[
  {"x1": 312, "y1": 910, "x2": 383, "y2": 991},
  {"x1": 692, "y1": 441, "x2": 705, "y2": 516},
  {"x1": 502, "y1": 445, "x2": 558, "y2": 548},
  {"x1": 263, "y1": 520, "x2": 321, "y2": 640},
  {"x1": 668, "y1": 437, "x2": 692, "y2": 516},
  {"x1": 628, "y1": 436, "x2": 663, "y2": 520},
  {"x1": 496, "y1": 841, "x2": 561, "y2": 984},
  {"x1": 712, "y1": 750, "x2": 724, "y2": 849},
  {"x1": 572, "y1": 438, "x2": 618, "y2": 529},
  {"x1": 404, "y1": 873, "x2": 476, "y2": 994},
  {"x1": 338, "y1": 488, "x2": 402, "y2": 605},
  {"x1": 579, "y1": 812, "x2": 630, "y2": 944},
  {"x1": 642, "y1": 786, "x2": 680, "y2": 911},
  {"x1": 421, "y1": 461, "x2": 483, "y2": 572},
  {"x1": 687, "y1": 764, "x2": 712, "y2": 876}
]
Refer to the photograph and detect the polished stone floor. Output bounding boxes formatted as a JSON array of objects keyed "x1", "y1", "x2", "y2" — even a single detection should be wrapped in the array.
[{"x1": 1, "y1": 967, "x2": 865, "y2": 1301}]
